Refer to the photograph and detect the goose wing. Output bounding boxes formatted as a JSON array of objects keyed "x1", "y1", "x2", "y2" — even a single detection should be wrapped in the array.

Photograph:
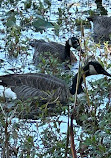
[
  {"x1": 0, "y1": 73, "x2": 69, "y2": 102},
  {"x1": 29, "y1": 39, "x2": 45, "y2": 47},
  {"x1": 35, "y1": 42, "x2": 58, "y2": 54},
  {"x1": 31, "y1": 40, "x2": 64, "y2": 54},
  {"x1": 33, "y1": 42, "x2": 61, "y2": 64},
  {"x1": 95, "y1": 16, "x2": 111, "y2": 28},
  {"x1": 32, "y1": 40, "x2": 69, "y2": 63}
]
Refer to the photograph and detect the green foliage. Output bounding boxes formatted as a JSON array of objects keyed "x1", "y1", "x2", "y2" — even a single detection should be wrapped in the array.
[
  {"x1": 24, "y1": 0, "x2": 32, "y2": 10},
  {"x1": 32, "y1": 0, "x2": 51, "y2": 16},
  {"x1": 75, "y1": 17, "x2": 90, "y2": 26},
  {"x1": 36, "y1": 51, "x2": 64, "y2": 75},
  {"x1": 0, "y1": 0, "x2": 53, "y2": 57},
  {"x1": 0, "y1": 0, "x2": 111, "y2": 157},
  {"x1": 74, "y1": 78, "x2": 111, "y2": 157},
  {"x1": 33, "y1": 17, "x2": 54, "y2": 32}
]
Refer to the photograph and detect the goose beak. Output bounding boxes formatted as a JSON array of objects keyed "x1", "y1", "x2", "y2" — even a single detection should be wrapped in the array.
[{"x1": 101, "y1": 68, "x2": 111, "y2": 77}]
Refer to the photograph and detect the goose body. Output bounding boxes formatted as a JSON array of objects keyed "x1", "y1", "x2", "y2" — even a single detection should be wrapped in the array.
[
  {"x1": 0, "y1": 61, "x2": 111, "y2": 103},
  {"x1": 87, "y1": 16, "x2": 111, "y2": 41},
  {"x1": 30, "y1": 37, "x2": 84, "y2": 65},
  {"x1": 0, "y1": 73, "x2": 69, "y2": 103}
]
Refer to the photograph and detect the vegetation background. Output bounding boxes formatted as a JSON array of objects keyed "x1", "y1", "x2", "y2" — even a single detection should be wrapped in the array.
[{"x1": 0, "y1": 0, "x2": 111, "y2": 157}]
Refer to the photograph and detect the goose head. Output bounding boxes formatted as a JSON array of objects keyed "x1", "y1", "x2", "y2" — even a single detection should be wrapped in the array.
[
  {"x1": 84, "y1": 61, "x2": 111, "y2": 77},
  {"x1": 70, "y1": 61, "x2": 111, "y2": 95},
  {"x1": 67, "y1": 36, "x2": 84, "y2": 54}
]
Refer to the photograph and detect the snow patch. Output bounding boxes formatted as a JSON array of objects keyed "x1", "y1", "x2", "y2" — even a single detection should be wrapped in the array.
[{"x1": 0, "y1": 86, "x2": 17, "y2": 100}]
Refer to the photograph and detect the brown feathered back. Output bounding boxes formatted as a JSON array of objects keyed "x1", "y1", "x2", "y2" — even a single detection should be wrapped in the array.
[
  {"x1": 88, "y1": 16, "x2": 111, "y2": 41},
  {"x1": 30, "y1": 39, "x2": 77, "y2": 64}
]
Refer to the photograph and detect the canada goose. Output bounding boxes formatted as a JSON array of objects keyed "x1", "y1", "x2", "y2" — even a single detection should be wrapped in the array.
[
  {"x1": 0, "y1": 61, "x2": 110, "y2": 103},
  {"x1": 87, "y1": 16, "x2": 111, "y2": 41},
  {"x1": 30, "y1": 36, "x2": 84, "y2": 65}
]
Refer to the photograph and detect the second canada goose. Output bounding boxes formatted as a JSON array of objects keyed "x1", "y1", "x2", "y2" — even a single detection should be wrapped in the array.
[
  {"x1": 87, "y1": 16, "x2": 111, "y2": 41},
  {"x1": 0, "y1": 61, "x2": 110, "y2": 103},
  {"x1": 30, "y1": 36, "x2": 84, "y2": 65}
]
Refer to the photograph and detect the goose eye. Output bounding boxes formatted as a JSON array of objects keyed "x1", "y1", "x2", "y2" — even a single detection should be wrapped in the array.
[{"x1": 74, "y1": 40, "x2": 79, "y2": 44}]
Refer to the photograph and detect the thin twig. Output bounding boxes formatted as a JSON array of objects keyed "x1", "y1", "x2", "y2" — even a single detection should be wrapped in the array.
[
  {"x1": 8, "y1": 101, "x2": 19, "y2": 122},
  {"x1": 70, "y1": 62, "x2": 81, "y2": 158},
  {"x1": 0, "y1": 103, "x2": 7, "y2": 118},
  {"x1": 70, "y1": 22, "x2": 84, "y2": 157},
  {"x1": 5, "y1": 119, "x2": 9, "y2": 158},
  {"x1": 65, "y1": 104, "x2": 70, "y2": 157}
]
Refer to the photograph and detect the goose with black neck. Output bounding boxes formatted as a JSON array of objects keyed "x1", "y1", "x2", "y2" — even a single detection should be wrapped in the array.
[
  {"x1": 0, "y1": 61, "x2": 110, "y2": 103},
  {"x1": 30, "y1": 36, "x2": 84, "y2": 65}
]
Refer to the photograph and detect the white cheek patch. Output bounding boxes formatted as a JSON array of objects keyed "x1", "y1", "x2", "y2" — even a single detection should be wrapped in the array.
[
  {"x1": 0, "y1": 86, "x2": 17, "y2": 100},
  {"x1": 89, "y1": 65, "x2": 98, "y2": 75},
  {"x1": 68, "y1": 39, "x2": 72, "y2": 46}
]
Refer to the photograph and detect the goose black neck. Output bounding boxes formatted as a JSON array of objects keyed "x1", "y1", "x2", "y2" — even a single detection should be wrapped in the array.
[
  {"x1": 64, "y1": 41, "x2": 71, "y2": 59},
  {"x1": 70, "y1": 68, "x2": 90, "y2": 95},
  {"x1": 0, "y1": 81, "x2": 7, "y2": 87},
  {"x1": 70, "y1": 73, "x2": 84, "y2": 95}
]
